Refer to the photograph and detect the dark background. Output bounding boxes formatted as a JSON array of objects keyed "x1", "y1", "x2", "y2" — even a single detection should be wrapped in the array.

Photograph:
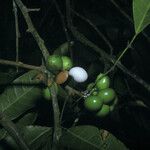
[{"x1": 0, "y1": 0, "x2": 150, "y2": 150}]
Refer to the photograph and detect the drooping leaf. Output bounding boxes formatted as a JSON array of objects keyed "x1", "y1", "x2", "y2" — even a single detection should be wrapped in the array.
[
  {"x1": 133, "y1": 0, "x2": 150, "y2": 34},
  {"x1": 0, "y1": 126, "x2": 52, "y2": 150},
  {"x1": 0, "y1": 73, "x2": 15, "y2": 85},
  {"x1": 0, "y1": 111, "x2": 37, "y2": 141},
  {"x1": 22, "y1": 126, "x2": 52, "y2": 150},
  {"x1": 99, "y1": 130, "x2": 129, "y2": 150},
  {"x1": 53, "y1": 41, "x2": 74, "y2": 55},
  {"x1": 60, "y1": 125, "x2": 101, "y2": 150},
  {"x1": 16, "y1": 111, "x2": 38, "y2": 126},
  {"x1": 60, "y1": 125, "x2": 128, "y2": 150},
  {"x1": 0, "y1": 70, "x2": 42, "y2": 120},
  {"x1": 0, "y1": 72, "x2": 16, "y2": 91}
]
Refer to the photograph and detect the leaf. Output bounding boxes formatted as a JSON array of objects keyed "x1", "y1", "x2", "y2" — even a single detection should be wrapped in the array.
[
  {"x1": 0, "y1": 72, "x2": 17, "y2": 92},
  {"x1": 0, "y1": 126, "x2": 52, "y2": 150},
  {"x1": 53, "y1": 42, "x2": 74, "y2": 55},
  {"x1": 60, "y1": 126, "x2": 101, "y2": 150},
  {"x1": 22, "y1": 126, "x2": 52, "y2": 150},
  {"x1": 16, "y1": 111, "x2": 38, "y2": 126},
  {"x1": 0, "y1": 129, "x2": 6, "y2": 141},
  {"x1": 60, "y1": 125, "x2": 128, "y2": 150},
  {"x1": 99, "y1": 130, "x2": 128, "y2": 150},
  {"x1": 0, "y1": 70, "x2": 42, "y2": 120},
  {"x1": 0, "y1": 73, "x2": 15, "y2": 85},
  {"x1": 133, "y1": 0, "x2": 150, "y2": 34},
  {"x1": 0, "y1": 111, "x2": 37, "y2": 141}
]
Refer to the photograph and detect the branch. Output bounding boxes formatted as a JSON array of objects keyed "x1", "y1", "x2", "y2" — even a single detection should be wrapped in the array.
[
  {"x1": 14, "y1": 0, "x2": 49, "y2": 61},
  {"x1": 10, "y1": 1, "x2": 62, "y2": 149},
  {"x1": 110, "y1": 0, "x2": 150, "y2": 43},
  {"x1": 0, "y1": 112, "x2": 30, "y2": 150},
  {"x1": 27, "y1": 8, "x2": 40, "y2": 12},
  {"x1": 0, "y1": 59, "x2": 44, "y2": 72},
  {"x1": 13, "y1": 1, "x2": 20, "y2": 72},
  {"x1": 71, "y1": 9, "x2": 114, "y2": 55},
  {"x1": 117, "y1": 62, "x2": 150, "y2": 92},
  {"x1": 50, "y1": 84, "x2": 62, "y2": 150},
  {"x1": 65, "y1": 85, "x2": 83, "y2": 97},
  {"x1": 65, "y1": 0, "x2": 150, "y2": 92},
  {"x1": 53, "y1": 0, "x2": 73, "y2": 58},
  {"x1": 71, "y1": 27, "x2": 150, "y2": 92}
]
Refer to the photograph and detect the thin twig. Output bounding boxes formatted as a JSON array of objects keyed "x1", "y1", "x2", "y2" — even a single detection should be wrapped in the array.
[
  {"x1": 117, "y1": 62, "x2": 150, "y2": 92},
  {"x1": 0, "y1": 112, "x2": 30, "y2": 150},
  {"x1": 105, "y1": 34, "x2": 137, "y2": 74},
  {"x1": 71, "y1": 9, "x2": 114, "y2": 55},
  {"x1": 27, "y1": 8, "x2": 40, "y2": 12},
  {"x1": 14, "y1": 0, "x2": 49, "y2": 61},
  {"x1": 110, "y1": 0, "x2": 150, "y2": 42},
  {"x1": 13, "y1": 1, "x2": 20, "y2": 72},
  {"x1": 39, "y1": 1, "x2": 54, "y2": 28},
  {"x1": 65, "y1": 0, "x2": 150, "y2": 92},
  {"x1": 60, "y1": 96, "x2": 69, "y2": 123},
  {"x1": 53, "y1": 0, "x2": 73, "y2": 58},
  {"x1": 72, "y1": 27, "x2": 150, "y2": 92},
  {"x1": 60, "y1": 86, "x2": 83, "y2": 123},
  {"x1": 66, "y1": 0, "x2": 72, "y2": 30},
  {"x1": 65, "y1": 85, "x2": 83, "y2": 97},
  {"x1": 0, "y1": 59, "x2": 44, "y2": 72}
]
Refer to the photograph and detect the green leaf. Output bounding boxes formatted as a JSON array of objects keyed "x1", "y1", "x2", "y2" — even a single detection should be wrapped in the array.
[
  {"x1": 0, "y1": 72, "x2": 17, "y2": 92},
  {"x1": 60, "y1": 126, "x2": 101, "y2": 150},
  {"x1": 0, "y1": 129, "x2": 6, "y2": 141},
  {"x1": 0, "y1": 70, "x2": 42, "y2": 120},
  {"x1": 0, "y1": 111, "x2": 37, "y2": 142},
  {"x1": 99, "y1": 130, "x2": 128, "y2": 150},
  {"x1": 0, "y1": 73, "x2": 15, "y2": 85},
  {"x1": 60, "y1": 126, "x2": 128, "y2": 150},
  {"x1": 16, "y1": 111, "x2": 38, "y2": 126},
  {"x1": 0, "y1": 126, "x2": 52, "y2": 150},
  {"x1": 22, "y1": 126, "x2": 52, "y2": 150},
  {"x1": 53, "y1": 42, "x2": 74, "y2": 55},
  {"x1": 133, "y1": 0, "x2": 150, "y2": 34}
]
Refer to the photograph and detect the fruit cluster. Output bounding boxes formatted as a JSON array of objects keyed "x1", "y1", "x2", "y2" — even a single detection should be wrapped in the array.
[
  {"x1": 84, "y1": 74, "x2": 118, "y2": 118},
  {"x1": 43, "y1": 55, "x2": 73, "y2": 100},
  {"x1": 46, "y1": 55, "x2": 73, "y2": 71}
]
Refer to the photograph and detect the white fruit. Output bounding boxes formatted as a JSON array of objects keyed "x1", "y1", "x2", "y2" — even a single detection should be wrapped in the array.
[{"x1": 69, "y1": 67, "x2": 88, "y2": 83}]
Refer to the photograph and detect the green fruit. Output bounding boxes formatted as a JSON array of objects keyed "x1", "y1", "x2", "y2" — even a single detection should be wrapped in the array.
[
  {"x1": 47, "y1": 55, "x2": 63, "y2": 71},
  {"x1": 96, "y1": 104, "x2": 110, "y2": 117},
  {"x1": 96, "y1": 73, "x2": 110, "y2": 90},
  {"x1": 62, "y1": 56, "x2": 73, "y2": 70},
  {"x1": 43, "y1": 87, "x2": 51, "y2": 100},
  {"x1": 84, "y1": 95, "x2": 103, "y2": 111},
  {"x1": 98, "y1": 88, "x2": 116, "y2": 104}
]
